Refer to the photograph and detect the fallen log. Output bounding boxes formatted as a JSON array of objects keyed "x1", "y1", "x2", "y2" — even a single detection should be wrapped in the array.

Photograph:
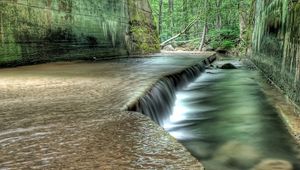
[{"x1": 160, "y1": 18, "x2": 199, "y2": 47}]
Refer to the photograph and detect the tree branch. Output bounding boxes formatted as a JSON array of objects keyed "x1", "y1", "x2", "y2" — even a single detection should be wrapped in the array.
[{"x1": 160, "y1": 17, "x2": 199, "y2": 47}]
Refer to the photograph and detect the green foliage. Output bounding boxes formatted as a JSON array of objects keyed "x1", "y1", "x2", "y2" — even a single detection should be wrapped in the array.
[
  {"x1": 208, "y1": 28, "x2": 240, "y2": 49},
  {"x1": 150, "y1": 0, "x2": 252, "y2": 51},
  {"x1": 150, "y1": 0, "x2": 205, "y2": 41}
]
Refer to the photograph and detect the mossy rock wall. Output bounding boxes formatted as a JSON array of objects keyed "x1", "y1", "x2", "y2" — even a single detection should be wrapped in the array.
[
  {"x1": 127, "y1": 0, "x2": 160, "y2": 54},
  {"x1": 252, "y1": 0, "x2": 300, "y2": 104},
  {"x1": 0, "y1": 0, "x2": 159, "y2": 66}
]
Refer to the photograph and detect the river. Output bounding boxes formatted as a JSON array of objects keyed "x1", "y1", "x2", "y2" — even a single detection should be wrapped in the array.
[{"x1": 164, "y1": 59, "x2": 300, "y2": 170}]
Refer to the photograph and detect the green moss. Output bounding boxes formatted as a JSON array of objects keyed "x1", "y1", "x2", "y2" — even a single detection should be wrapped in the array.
[
  {"x1": 127, "y1": 0, "x2": 160, "y2": 54},
  {"x1": 294, "y1": 2, "x2": 300, "y2": 11},
  {"x1": 251, "y1": 0, "x2": 300, "y2": 105},
  {"x1": 0, "y1": 0, "x2": 160, "y2": 66},
  {"x1": 131, "y1": 25, "x2": 160, "y2": 54}
]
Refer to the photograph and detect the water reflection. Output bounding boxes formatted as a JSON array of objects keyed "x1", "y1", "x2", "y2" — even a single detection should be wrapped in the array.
[{"x1": 165, "y1": 60, "x2": 300, "y2": 170}]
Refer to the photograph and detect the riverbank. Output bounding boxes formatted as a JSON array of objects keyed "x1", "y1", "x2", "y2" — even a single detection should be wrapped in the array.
[
  {"x1": 258, "y1": 68, "x2": 300, "y2": 147},
  {"x1": 0, "y1": 52, "x2": 214, "y2": 169},
  {"x1": 242, "y1": 58, "x2": 300, "y2": 147}
]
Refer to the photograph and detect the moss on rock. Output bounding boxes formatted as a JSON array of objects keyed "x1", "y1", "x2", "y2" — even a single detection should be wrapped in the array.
[
  {"x1": 127, "y1": 0, "x2": 160, "y2": 55},
  {"x1": 0, "y1": 0, "x2": 160, "y2": 66},
  {"x1": 251, "y1": 0, "x2": 300, "y2": 105}
]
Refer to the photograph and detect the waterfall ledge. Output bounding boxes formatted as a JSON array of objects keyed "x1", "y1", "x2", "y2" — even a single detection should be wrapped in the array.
[{"x1": 127, "y1": 55, "x2": 216, "y2": 125}]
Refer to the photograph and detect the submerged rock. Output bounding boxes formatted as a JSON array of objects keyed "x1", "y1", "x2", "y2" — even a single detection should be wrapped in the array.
[
  {"x1": 213, "y1": 141, "x2": 261, "y2": 169},
  {"x1": 163, "y1": 45, "x2": 175, "y2": 51},
  {"x1": 252, "y1": 159, "x2": 293, "y2": 170},
  {"x1": 204, "y1": 160, "x2": 238, "y2": 170},
  {"x1": 216, "y1": 47, "x2": 228, "y2": 54},
  {"x1": 184, "y1": 141, "x2": 214, "y2": 159},
  {"x1": 220, "y1": 63, "x2": 237, "y2": 69}
]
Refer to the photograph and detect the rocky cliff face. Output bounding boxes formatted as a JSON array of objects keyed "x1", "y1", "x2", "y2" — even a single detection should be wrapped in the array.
[
  {"x1": 0, "y1": 0, "x2": 159, "y2": 66},
  {"x1": 251, "y1": 0, "x2": 300, "y2": 104}
]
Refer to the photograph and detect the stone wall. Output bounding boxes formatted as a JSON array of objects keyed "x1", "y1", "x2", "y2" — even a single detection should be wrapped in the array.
[
  {"x1": 0, "y1": 0, "x2": 159, "y2": 66},
  {"x1": 251, "y1": 0, "x2": 300, "y2": 104}
]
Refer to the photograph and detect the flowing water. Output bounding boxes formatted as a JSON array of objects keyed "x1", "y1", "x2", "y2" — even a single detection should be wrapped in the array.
[
  {"x1": 1, "y1": 55, "x2": 299, "y2": 169},
  {"x1": 162, "y1": 60, "x2": 300, "y2": 170},
  {"x1": 0, "y1": 55, "x2": 212, "y2": 169}
]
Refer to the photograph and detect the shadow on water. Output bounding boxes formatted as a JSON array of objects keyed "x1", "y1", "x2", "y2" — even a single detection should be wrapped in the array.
[{"x1": 163, "y1": 60, "x2": 300, "y2": 170}]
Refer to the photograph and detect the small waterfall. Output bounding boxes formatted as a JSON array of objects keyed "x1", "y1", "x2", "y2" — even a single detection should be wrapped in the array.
[{"x1": 127, "y1": 55, "x2": 216, "y2": 126}]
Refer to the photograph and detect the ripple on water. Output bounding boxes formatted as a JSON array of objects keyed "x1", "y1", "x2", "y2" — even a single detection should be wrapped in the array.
[{"x1": 165, "y1": 60, "x2": 300, "y2": 170}]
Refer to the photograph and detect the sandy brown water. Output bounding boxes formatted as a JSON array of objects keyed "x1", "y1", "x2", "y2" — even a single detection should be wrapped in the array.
[{"x1": 0, "y1": 54, "x2": 213, "y2": 169}]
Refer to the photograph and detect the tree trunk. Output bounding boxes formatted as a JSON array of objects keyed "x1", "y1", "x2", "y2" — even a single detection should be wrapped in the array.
[
  {"x1": 168, "y1": 0, "x2": 174, "y2": 13},
  {"x1": 238, "y1": 2, "x2": 247, "y2": 42},
  {"x1": 199, "y1": 0, "x2": 208, "y2": 51},
  {"x1": 160, "y1": 18, "x2": 198, "y2": 47},
  {"x1": 158, "y1": 0, "x2": 163, "y2": 35},
  {"x1": 168, "y1": 0, "x2": 174, "y2": 35},
  {"x1": 0, "y1": 13, "x2": 3, "y2": 46},
  {"x1": 199, "y1": 23, "x2": 207, "y2": 51},
  {"x1": 183, "y1": 0, "x2": 189, "y2": 40},
  {"x1": 216, "y1": 0, "x2": 222, "y2": 30}
]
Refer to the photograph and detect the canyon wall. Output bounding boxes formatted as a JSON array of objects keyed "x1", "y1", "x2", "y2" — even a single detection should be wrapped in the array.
[
  {"x1": 251, "y1": 0, "x2": 300, "y2": 104},
  {"x1": 0, "y1": 0, "x2": 159, "y2": 66}
]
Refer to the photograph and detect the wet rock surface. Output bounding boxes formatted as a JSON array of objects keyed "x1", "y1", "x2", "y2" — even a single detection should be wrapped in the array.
[
  {"x1": 252, "y1": 159, "x2": 293, "y2": 170},
  {"x1": 251, "y1": 0, "x2": 300, "y2": 106},
  {"x1": 213, "y1": 141, "x2": 262, "y2": 169},
  {"x1": 163, "y1": 45, "x2": 176, "y2": 51},
  {"x1": 216, "y1": 47, "x2": 228, "y2": 54},
  {"x1": 220, "y1": 63, "x2": 238, "y2": 69},
  {"x1": 0, "y1": 54, "x2": 210, "y2": 169}
]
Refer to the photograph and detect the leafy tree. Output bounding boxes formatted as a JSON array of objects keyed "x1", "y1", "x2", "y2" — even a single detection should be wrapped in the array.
[{"x1": 149, "y1": 0, "x2": 252, "y2": 51}]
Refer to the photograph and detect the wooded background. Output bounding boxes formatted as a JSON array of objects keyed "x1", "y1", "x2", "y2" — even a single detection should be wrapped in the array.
[{"x1": 149, "y1": 0, "x2": 252, "y2": 51}]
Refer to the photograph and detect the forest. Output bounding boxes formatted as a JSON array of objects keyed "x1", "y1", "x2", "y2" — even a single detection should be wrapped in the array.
[
  {"x1": 149, "y1": 0, "x2": 252, "y2": 53},
  {"x1": 1, "y1": 0, "x2": 300, "y2": 169}
]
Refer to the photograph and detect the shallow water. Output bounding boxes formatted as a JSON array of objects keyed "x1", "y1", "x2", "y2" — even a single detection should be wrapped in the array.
[
  {"x1": 0, "y1": 55, "x2": 211, "y2": 169},
  {"x1": 164, "y1": 60, "x2": 300, "y2": 170}
]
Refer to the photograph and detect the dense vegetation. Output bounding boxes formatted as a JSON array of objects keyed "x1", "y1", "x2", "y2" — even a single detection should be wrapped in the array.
[{"x1": 150, "y1": 0, "x2": 252, "y2": 52}]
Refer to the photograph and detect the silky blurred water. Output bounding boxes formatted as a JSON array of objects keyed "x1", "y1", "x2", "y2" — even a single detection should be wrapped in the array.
[{"x1": 164, "y1": 60, "x2": 300, "y2": 170}]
